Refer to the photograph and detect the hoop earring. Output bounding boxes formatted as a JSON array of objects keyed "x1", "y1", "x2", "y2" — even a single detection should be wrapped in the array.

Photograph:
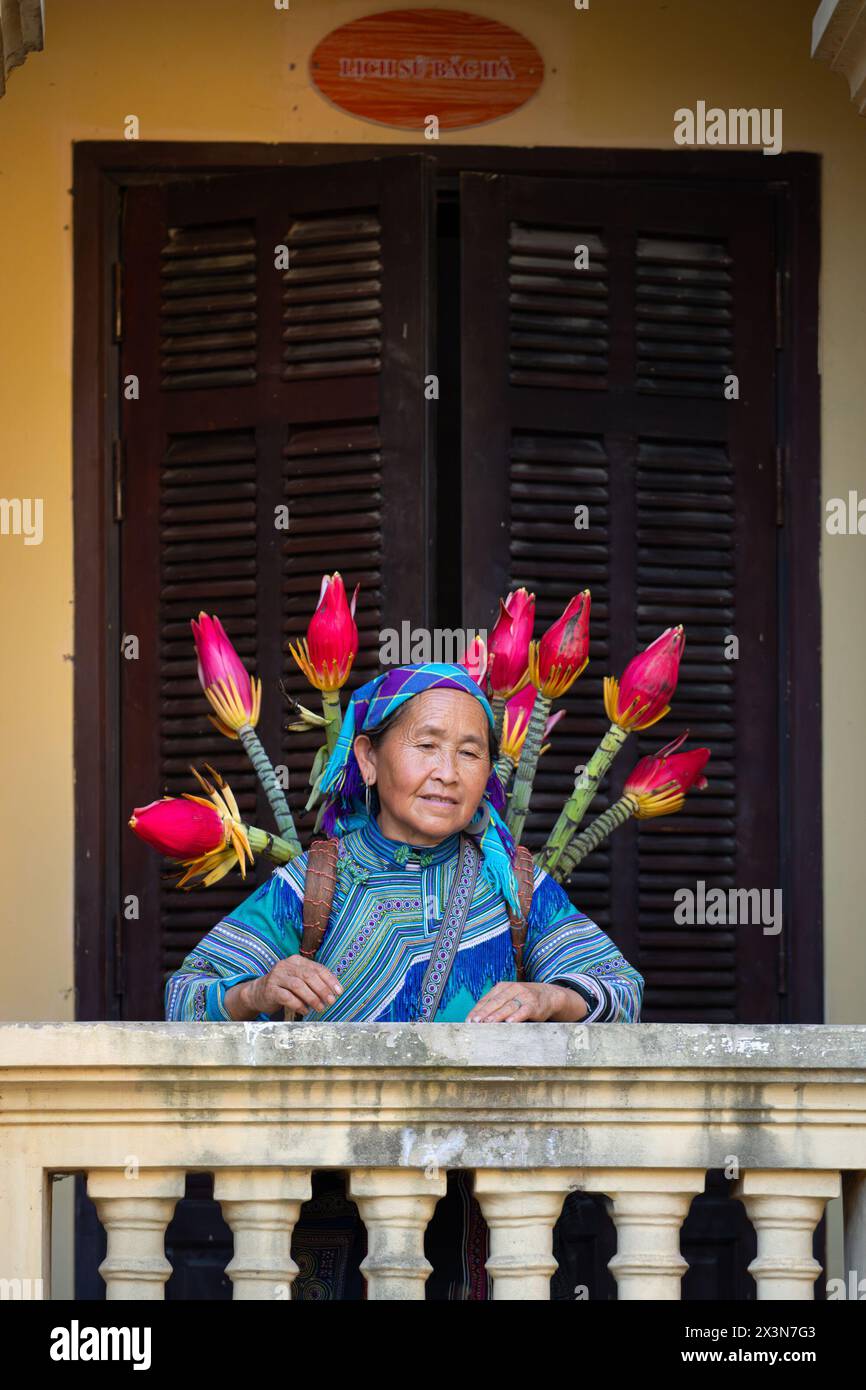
[
  {"x1": 365, "y1": 780, "x2": 373, "y2": 816},
  {"x1": 469, "y1": 800, "x2": 491, "y2": 836}
]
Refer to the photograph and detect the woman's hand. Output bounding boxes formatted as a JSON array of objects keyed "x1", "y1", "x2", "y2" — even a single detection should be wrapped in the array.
[
  {"x1": 225, "y1": 956, "x2": 343, "y2": 1020},
  {"x1": 466, "y1": 980, "x2": 588, "y2": 1023}
]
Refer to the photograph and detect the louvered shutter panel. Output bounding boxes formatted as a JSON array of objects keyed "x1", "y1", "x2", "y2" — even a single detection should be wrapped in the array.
[
  {"x1": 120, "y1": 158, "x2": 433, "y2": 1019},
  {"x1": 461, "y1": 173, "x2": 779, "y2": 1025}
]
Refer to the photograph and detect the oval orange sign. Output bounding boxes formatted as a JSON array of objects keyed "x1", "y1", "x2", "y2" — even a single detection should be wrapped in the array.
[{"x1": 309, "y1": 8, "x2": 544, "y2": 132}]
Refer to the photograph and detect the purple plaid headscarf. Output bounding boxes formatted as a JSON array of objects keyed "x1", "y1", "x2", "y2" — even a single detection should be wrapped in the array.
[{"x1": 316, "y1": 662, "x2": 521, "y2": 915}]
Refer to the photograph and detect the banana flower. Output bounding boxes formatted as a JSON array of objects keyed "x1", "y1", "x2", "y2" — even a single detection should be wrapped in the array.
[
  {"x1": 507, "y1": 592, "x2": 590, "y2": 845},
  {"x1": 488, "y1": 589, "x2": 535, "y2": 702},
  {"x1": 129, "y1": 764, "x2": 299, "y2": 890},
  {"x1": 541, "y1": 624, "x2": 686, "y2": 875},
  {"x1": 528, "y1": 590, "x2": 590, "y2": 699},
  {"x1": 604, "y1": 625, "x2": 685, "y2": 732},
  {"x1": 290, "y1": 571, "x2": 360, "y2": 760},
  {"x1": 191, "y1": 613, "x2": 261, "y2": 739},
  {"x1": 557, "y1": 734, "x2": 710, "y2": 881},
  {"x1": 624, "y1": 731, "x2": 710, "y2": 817},
  {"x1": 191, "y1": 612, "x2": 299, "y2": 850},
  {"x1": 289, "y1": 572, "x2": 359, "y2": 694},
  {"x1": 130, "y1": 765, "x2": 253, "y2": 889},
  {"x1": 459, "y1": 635, "x2": 489, "y2": 689}
]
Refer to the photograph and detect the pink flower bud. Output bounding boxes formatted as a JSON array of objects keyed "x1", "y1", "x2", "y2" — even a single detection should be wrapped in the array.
[
  {"x1": 459, "y1": 635, "x2": 488, "y2": 688},
  {"x1": 623, "y1": 731, "x2": 709, "y2": 818},
  {"x1": 290, "y1": 572, "x2": 359, "y2": 692},
  {"x1": 191, "y1": 613, "x2": 255, "y2": 715},
  {"x1": 529, "y1": 591, "x2": 590, "y2": 698},
  {"x1": 488, "y1": 588, "x2": 535, "y2": 697},
  {"x1": 129, "y1": 797, "x2": 224, "y2": 859},
  {"x1": 605, "y1": 626, "x2": 685, "y2": 731}
]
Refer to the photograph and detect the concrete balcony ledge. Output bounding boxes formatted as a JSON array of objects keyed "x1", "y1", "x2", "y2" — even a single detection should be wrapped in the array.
[
  {"x1": 2, "y1": 1022, "x2": 866, "y2": 1168},
  {"x1": 2, "y1": 1023, "x2": 865, "y2": 1299},
  {"x1": 4, "y1": 1018, "x2": 866, "y2": 1068}
]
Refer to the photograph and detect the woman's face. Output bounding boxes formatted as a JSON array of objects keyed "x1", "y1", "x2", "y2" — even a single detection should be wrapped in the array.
[{"x1": 353, "y1": 688, "x2": 492, "y2": 846}]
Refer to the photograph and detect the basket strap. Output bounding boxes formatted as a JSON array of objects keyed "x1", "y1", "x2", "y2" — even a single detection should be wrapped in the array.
[
  {"x1": 506, "y1": 844, "x2": 535, "y2": 982},
  {"x1": 300, "y1": 837, "x2": 340, "y2": 959}
]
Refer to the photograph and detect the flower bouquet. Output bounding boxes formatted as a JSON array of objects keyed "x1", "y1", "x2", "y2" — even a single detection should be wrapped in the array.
[{"x1": 129, "y1": 574, "x2": 709, "y2": 888}]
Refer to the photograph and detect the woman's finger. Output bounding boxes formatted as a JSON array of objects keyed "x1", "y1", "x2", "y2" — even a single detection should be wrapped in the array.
[
  {"x1": 288, "y1": 958, "x2": 342, "y2": 1005},
  {"x1": 474, "y1": 991, "x2": 531, "y2": 1023},
  {"x1": 306, "y1": 961, "x2": 343, "y2": 995},
  {"x1": 281, "y1": 976, "x2": 322, "y2": 1012},
  {"x1": 273, "y1": 986, "x2": 314, "y2": 1015},
  {"x1": 467, "y1": 983, "x2": 513, "y2": 1021},
  {"x1": 468, "y1": 989, "x2": 515, "y2": 1021},
  {"x1": 300, "y1": 978, "x2": 339, "y2": 1009},
  {"x1": 485, "y1": 998, "x2": 526, "y2": 1022},
  {"x1": 284, "y1": 964, "x2": 338, "y2": 1009}
]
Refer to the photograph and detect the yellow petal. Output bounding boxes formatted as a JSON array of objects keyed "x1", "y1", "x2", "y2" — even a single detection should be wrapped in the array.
[
  {"x1": 220, "y1": 780, "x2": 242, "y2": 823},
  {"x1": 633, "y1": 703, "x2": 671, "y2": 732},
  {"x1": 181, "y1": 792, "x2": 218, "y2": 810},
  {"x1": 189, "y1": 765, "x2": 217, "y2": 796},
  {"x1": 207, "y1": 712, "x2": 240, "y2": 741},
  {"x1": 202, "y1": 853, "x2": 239, "y2": 887}
]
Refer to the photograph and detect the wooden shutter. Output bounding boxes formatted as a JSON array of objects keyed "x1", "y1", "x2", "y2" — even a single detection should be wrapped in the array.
[
  {"x1": 461, "y1": 173, "x2": 779, "y2": 1025},
  {"x1": 119, "y1": 157, "x2": 434, "y2": 1019}
]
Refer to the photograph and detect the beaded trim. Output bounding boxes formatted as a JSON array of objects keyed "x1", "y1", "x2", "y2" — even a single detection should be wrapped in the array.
[
  {"x1": 394, "y1": 843, "x2": 435, "y2": 867},
  {"x1": 336, "y1": 842, "x2": 370, "y2": 888}
]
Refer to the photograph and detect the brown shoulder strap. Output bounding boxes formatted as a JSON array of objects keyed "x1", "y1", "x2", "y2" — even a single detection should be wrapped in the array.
[
  {"x1": 514, "y1": 845, "x2": 535, "y2": 919},
  {"x1": 299, "y1": 836, "x2": 535, "y2": 983},
  {"x1": 300, "y1": 837, "x2": 339, "y2": 959},
  {"x1": 507, "y1": 844, "x2": 535, "y2": 982}
]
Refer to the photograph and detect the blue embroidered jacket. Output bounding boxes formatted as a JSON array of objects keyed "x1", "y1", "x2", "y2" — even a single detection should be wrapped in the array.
[{"x1": 164, "y1": 815, "x2": 644, "y2": 1024}]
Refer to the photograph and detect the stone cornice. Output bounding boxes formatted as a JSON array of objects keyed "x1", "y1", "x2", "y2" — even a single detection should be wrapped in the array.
[
  {"x1": 0, "y1": 0, "x2": 43, "y2": 99},
  {"x1": 812, "y1": 0, "x2": 866, "y2": 113}
]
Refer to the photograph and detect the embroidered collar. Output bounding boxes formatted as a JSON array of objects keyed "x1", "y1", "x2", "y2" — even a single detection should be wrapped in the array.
[{"x1": 356, "y1": 814, "x2": 461, "y2": 870}]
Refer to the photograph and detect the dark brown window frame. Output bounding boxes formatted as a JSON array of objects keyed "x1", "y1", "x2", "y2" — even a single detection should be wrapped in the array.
[{"x1": 72, "y1": 141, "x2": 821, "y2": 1023}]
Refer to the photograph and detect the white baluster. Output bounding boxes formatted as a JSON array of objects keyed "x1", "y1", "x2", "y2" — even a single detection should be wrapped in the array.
[
  {"x1": 588, "y1": 1168, "x2": 706, "y2": 1300},
  {"x1": 473, "y1": 1169, "x2": 584, "y2": 1300},
  {"x1": 348, "y1": 1167, "x2": 446, "y2": 1299},
  {"x1": 213, "y1": 1169, "x2": 311, "y2": 1300},
  {"x1": 733, "y1": 1169, "x2": 841, "y2": 1299},
  {"x1": 87, "y1": 1168, "x2": 186, "y2": 1300}
]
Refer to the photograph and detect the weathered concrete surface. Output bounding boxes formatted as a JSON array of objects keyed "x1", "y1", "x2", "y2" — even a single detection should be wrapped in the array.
[
  {"x1": 1, "y1": 1023, "x2": 865, "y2": 1173},
  {"x1": 2, "y1": 1021, "x2": 865, "y2": 1070}
]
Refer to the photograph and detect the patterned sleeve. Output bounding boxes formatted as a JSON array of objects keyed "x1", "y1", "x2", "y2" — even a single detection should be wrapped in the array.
[
  {"x1": 523, "y1": 864, "x2": 644, "y2": 1022},
  {"x1": 164, "y1": 860, "x2": 305, "y2": 1022}
]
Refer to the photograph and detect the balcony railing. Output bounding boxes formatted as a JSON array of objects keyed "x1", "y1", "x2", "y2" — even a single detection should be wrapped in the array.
[{"x1": 1, "y1": 1022, "x2": 865, "y2": 1300}]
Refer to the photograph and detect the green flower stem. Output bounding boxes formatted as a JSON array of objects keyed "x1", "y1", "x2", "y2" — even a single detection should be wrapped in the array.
[
  {"x1": 506, "y1": 692, "x2": 551, "y2": 845},
  {"x1": 494, "y1": 751, "x2": 516, "y2": 790},
  {"x1": 539, "y1": 722, "x2": 630, "y2": 875},
  {"x1": 321, "y1": 689, "x2": 343, "y2": 755},
  {"x1": 551, "y1": 794, "x2": 638, "y2": 883},
  {"x1": 238, "y1": 723, "x2": 301, "y2": 853},
  {"x1": 245, "y1": 824, "x2": 302, "y2": 865},
  {"x1": 491, "y1": 693, "x2": 507, "y2": 744}
]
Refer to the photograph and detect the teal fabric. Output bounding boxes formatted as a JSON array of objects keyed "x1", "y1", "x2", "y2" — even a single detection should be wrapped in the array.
[{"x1": 165, "y1": 814, "x2": 645, "y2": 1024}]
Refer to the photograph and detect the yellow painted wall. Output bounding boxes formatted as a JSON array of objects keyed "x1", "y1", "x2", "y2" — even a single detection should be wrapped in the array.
[{"x1": 0, "y1": 0, "x2": 863, "y2": 1034}]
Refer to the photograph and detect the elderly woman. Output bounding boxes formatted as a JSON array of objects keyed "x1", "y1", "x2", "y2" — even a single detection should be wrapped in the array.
[{"x1": 165, "y1": 662, "x2": 644, "y2": 1297}]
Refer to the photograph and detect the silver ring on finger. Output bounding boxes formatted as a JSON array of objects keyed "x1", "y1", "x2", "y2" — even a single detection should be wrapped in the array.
[{"x1": 511, "y1": 996, "x2": 523, "y2": 1010}]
